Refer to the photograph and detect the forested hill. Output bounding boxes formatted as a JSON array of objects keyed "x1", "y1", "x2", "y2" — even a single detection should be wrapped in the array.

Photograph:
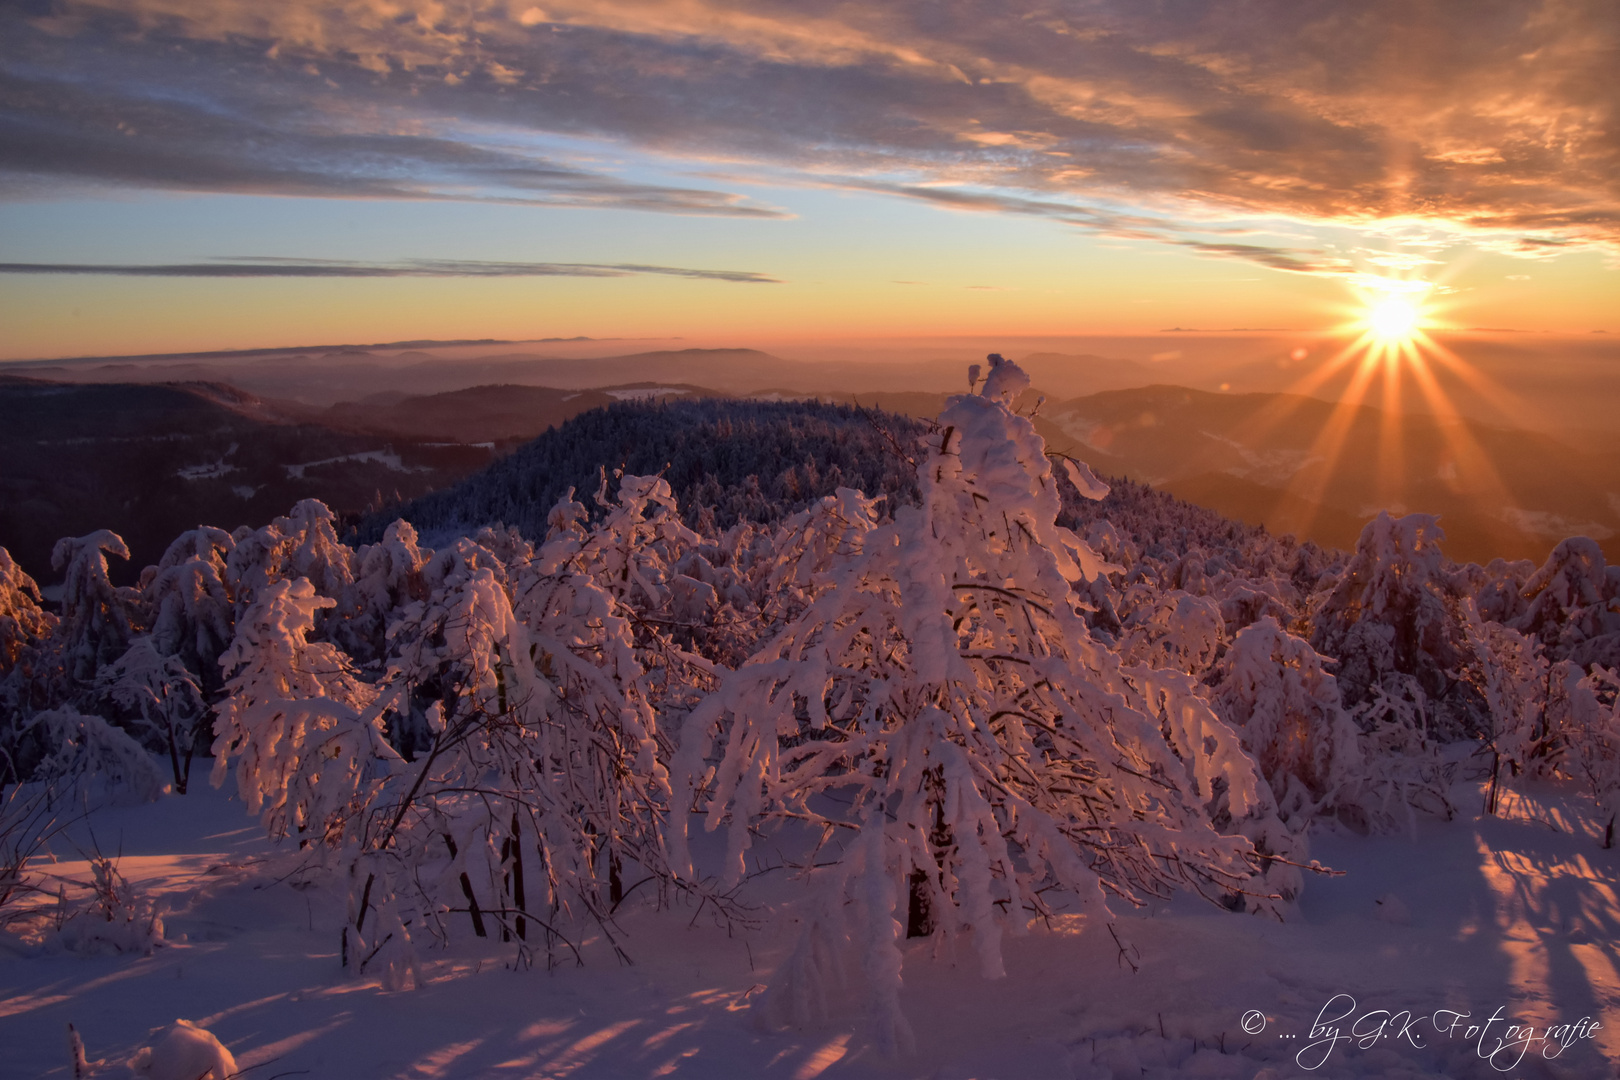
[
  {"x1": 366, "y1": 398, "x2": 929, "y2": 541},
  {"x1": 0, "y1": 376, "x2": 488, "y2": 584}
]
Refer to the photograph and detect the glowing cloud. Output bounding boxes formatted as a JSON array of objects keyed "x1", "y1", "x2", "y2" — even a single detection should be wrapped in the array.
[{"x1": 3, "y1": 0, "x2": 1616, "y2": 261}]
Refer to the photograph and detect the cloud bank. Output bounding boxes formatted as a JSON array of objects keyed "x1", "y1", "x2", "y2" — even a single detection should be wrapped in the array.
[
  {"x1": 4, "y1": 0, "x2": 1616, "y2": 261},
  {"x1": 0, "y1": 258, "x2": 780, "y2": 283}
]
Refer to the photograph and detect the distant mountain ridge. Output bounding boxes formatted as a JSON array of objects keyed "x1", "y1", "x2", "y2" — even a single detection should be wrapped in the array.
[
  {"x1": 0, "y1": 376, "x2": 729, "y2": 587},
  {"x1": 0, "y1": 377, "x2": 492, "y2": 584},
  {"x1": 319, "y1": 382, "x2": 718, "y2": 444},
  {"x1": 764, "y1": 383, "x2": 1620, "y2": 566},
  {"x1": 1038, "y1": 384, "x2": 1619, "y2": 565},
  {"x1": 6, "y1": 358, "x2": 1615, "y2": 584},
  {"x1": 9, "y1": 346, "x2": 1157, "y2": 407}
]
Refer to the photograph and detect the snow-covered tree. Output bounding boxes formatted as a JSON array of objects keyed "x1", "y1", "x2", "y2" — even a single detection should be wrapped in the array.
[
  {"x1": 342, "y1": 497, "x2": 701, "y2": 984},
  {"x1": 138, "y1": 527, "x2": 236, "y2": 699},
  {"x1": 1208, "y1": 617, "x2": 1363, "y2": 826},
  {"x1": 0, "y1": 547, "x2": 59, "y2": 782},
  {"x1": 673, "y1": 358, "x2": 1282, "y2": 1050},
  {"x1": 1512, "y1": 537, "x2": 1620, "y2": 669},
  {"x1": 52, "y1": 531, "x2": 139, "y2": 686},
  {"x1": 225, "y1": 499, "x2": 356, "y2": 622},
  {"x1": 345, "y1": 536, "x2": 526, "y2": 985},
  {"x1": 210, "y1": 578, "x2": 397, "y2": 847},
  {"x1": 1459, "y1": 598, "x2": 1551, "y2": 813},
  {"x1": 0, "y1": 546, "x2": 55, "y2": 677},
  {"x1": 1307, "y1": 512, "x2": 1474, "y2": 819},
  {"x1": 335, "y1": 519, "x2": 430, "y2": 671},
  {"x1": 1117, "y1": 590, "x2": 1224, "y2": 675},
  {"x1": 276, "y1": 499, "x2": 357, "y2": 600},
  {"x1": 1462, "y1": 556, "x2": 1535, "y2": 625}
]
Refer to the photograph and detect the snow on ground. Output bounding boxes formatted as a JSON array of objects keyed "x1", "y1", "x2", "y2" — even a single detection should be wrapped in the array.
[
  {"x1": 3, "y1": 773, "x2": 1617, "y2": 1079},
  {"x1": 285, "y1": 451, "x2": 422, "y2": 480}
]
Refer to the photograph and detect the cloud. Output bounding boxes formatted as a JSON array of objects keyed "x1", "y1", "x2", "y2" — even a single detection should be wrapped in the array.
[
  {"x1": 0, "y1": 258, "x2": 781, "y2": 282},
  {"x1": 843, "y1": 179, "x2": 1365, "y2": 278},
  {"x1": 0, "y1": 67, "x2": 783, "y2": 216},
  {"x1": 1172, "y1": 242, "x2": 1353, "y2": 276},
  {"x1": 4, "y1": 0, "x2": 1617, "y2": 256}
]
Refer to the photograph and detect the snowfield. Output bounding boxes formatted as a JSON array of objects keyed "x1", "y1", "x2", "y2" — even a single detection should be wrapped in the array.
[{"x1": 1, "y1": 770, "x2": 1616, "y2": 1078}]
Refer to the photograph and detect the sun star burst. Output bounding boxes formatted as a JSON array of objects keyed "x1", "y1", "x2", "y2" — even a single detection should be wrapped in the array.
[{"x1": 1366, "y1": 296, "x2": 1422, "y2": 344}]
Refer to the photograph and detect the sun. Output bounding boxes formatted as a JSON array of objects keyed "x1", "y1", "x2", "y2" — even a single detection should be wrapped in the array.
[{"x1": 1365, "y1": 296, "x2": 1422, "y2": 343}]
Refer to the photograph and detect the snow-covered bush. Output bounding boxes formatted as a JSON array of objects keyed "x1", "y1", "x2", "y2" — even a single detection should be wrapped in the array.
[
  {"x1": 51, "y1": 851, "x2": 166, "y2": 956},
  {"x1": 673, "y1": 359, "x2": 1282, "y2": 1050},
  {"x1": 28, "y1": 707, "x2": 166, "y2": 805},
  {"x1": 1117, "y1": 590, "x2": 1224, "y2": 675},
  {"x1": 1554, "y1": 665, "x2": 1620, "y2": 846},
  {"x1": 97, "y1": 638, "x2": 207, "y2": 792},
  {"x1": 0, "y1": 782, "x2": 60, "y2": 928},
  {"x1": 1459, "y1": 598, "x2": 1552, "y2": 812},
  {"x1": 128, "y1": 1020, "x2": 236, "y2": 1080}
]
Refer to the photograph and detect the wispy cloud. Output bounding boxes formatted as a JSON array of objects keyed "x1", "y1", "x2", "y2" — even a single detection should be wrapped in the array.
[
  {"x1": 0, "y1": 258, "x2": 781, "y2": 283},
  {"x1": 4, "y1": 0, "x2": 1616, "y2": 257},
  {"x1": 0, "y1": 66, "x2": 783, "y2": 215}
]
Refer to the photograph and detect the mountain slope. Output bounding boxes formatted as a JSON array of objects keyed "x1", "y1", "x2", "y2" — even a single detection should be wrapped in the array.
[
  {"x1": 370, "y1": 398, "x2": 928, "y2": 542},
  {"x1": 1041, "y1": 385, "x2": 1620, "y2": 564},
  {"x1": 319, "y1": 383, "x2": 720, "y2": 444},
  {"x1": 0, "y1": 377, "x2": 491, "y2": 583}
]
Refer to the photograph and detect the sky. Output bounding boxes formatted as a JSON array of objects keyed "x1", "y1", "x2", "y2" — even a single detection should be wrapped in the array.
[{"x1": 1, "y1": 0, "x2": 1617, "y2": 360}]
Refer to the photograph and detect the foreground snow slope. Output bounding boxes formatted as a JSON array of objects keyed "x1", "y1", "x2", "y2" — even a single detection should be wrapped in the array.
[{"x1": 2, "y1": 771, "x2": 1615, "y2": 1080}]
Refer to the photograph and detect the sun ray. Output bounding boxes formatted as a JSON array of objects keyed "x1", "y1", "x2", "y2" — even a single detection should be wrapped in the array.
[
  {"x1": 1282, "y1": 345, "x2": 1385, "y2": 533},
  {"x1": 1377, "y1": 338, "x2": 1407, "y2": 510},
  {"x1": 1401, "y1": 343, "x2": 1517, "y2": 521},
  {"x1": 1419, "y1": 338, "x2": 1553, "y2": 434},
  {"x1": 1258, "y1": 275, "x2": 1536, "y2": 548}
]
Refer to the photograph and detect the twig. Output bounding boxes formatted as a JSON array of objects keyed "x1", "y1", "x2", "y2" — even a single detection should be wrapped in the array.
[{"x1": 1107, "y1": 922, "x2": 1139, "y2": 974}]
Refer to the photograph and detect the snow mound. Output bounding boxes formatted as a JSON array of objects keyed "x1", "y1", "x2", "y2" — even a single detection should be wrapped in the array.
[{"x1": 128, "y1": 1019, "x2": 236, "y2": 1080}]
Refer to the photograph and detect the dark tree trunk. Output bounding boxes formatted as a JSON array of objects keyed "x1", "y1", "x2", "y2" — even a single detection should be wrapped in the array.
[{"x1": 907, "y1": 765, "x2": 951, "y2": 939}]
